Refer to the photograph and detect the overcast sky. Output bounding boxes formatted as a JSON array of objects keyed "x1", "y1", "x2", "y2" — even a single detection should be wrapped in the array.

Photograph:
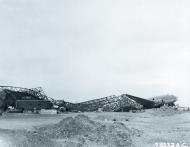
[{"x1": 0, "y1": 0, "x2": 189, "y2": 106}]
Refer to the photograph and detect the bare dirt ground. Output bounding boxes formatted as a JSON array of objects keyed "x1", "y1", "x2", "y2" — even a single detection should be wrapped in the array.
[{"x1": 0, "y1": 108, "x2": 190, "y2": 147}]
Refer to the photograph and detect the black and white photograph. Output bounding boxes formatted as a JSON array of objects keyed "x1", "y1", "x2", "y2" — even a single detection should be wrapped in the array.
[{"x1": 0, "y1": 0, "x2": 190, "y2": 147}]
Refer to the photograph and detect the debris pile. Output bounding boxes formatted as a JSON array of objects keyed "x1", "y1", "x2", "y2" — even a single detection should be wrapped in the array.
[
  {"x1": 64, "y1": 94, "x2": 154, "y2": 112},
  {"x1": 0, "y1": 85, "x2": 178, "y2": 113},
  {"x1": 0, "y1": 86, "x2": 54, "y2": 112},
  {"x1": 102, "y1": 94, "x2": 143, "y2": 112}
]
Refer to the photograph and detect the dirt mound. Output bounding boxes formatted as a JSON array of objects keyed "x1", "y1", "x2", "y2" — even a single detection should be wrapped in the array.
[
  {"x1": 38, "y1": 114, "x2": 141, "y2": 147},
  {"x1": 38, "y1": 115, "x2": 100, "y2": 138},
  {"x1": 85, "y1": 122, "x2": 135, "y2": 146}
]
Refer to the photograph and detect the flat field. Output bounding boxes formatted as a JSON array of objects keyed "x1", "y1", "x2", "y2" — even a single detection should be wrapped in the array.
[{"x1": 0, "y1": 108, "x2": 190, "y2": 147}]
